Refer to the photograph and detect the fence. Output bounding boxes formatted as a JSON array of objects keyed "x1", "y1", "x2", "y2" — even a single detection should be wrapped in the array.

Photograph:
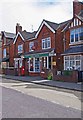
[{"x1": 41, "y1": 69, "x2": 83, "y2": 82}]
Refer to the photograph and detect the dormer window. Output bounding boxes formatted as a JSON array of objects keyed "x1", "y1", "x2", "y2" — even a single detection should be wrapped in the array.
[
  {"x1": 18, "y1": 44, "x2": 23, "y2": 53},
  {"x1": 70, "y1": 27, "x2": 83, "y2": 43}
]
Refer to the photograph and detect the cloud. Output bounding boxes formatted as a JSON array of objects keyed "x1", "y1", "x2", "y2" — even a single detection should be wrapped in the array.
[{"x1": 0, "y1": 0, "x2": 74, "y2": 33}]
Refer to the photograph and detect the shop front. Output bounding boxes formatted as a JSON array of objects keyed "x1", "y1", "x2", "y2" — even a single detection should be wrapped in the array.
[
  {"x1": 24, "y1": 50, "x2": 56, "y2": 76},
  {"x1": 14, "y1": 58, "x2": 24, "y2": 76}
]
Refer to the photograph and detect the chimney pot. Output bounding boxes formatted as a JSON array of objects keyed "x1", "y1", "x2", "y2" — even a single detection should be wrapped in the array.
[{"x1": 16, "y1": 23, "x2": 22, "y2": 34}]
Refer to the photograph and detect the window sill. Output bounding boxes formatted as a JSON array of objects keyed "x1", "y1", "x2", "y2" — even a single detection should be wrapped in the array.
[
  {"x1": 42, "y1": 47, "x2": 51, "y2": 49},
  {"x1": 69, "y1": 41, "x2": 83, "y2": 46}
]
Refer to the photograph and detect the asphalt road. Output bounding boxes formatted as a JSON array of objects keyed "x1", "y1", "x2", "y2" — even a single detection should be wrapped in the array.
[
  {"x1": 0, "y1": 77, "x2": 82, "y2": 119},
  {"x1": 1, "y1": 86, "x2": 81, "y2": 119}
]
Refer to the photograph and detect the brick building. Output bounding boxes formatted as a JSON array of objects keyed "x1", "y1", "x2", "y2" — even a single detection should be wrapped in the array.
[
  {"x1": 13, "y1": 20, "x2": 69, "y2": 76},
  {"x1": 1, "y1": 31, "x2": 15, "y2": 68},
  {"x1": 62, "y1": 1, "x2": 83, "y2": 71},
  {"x1": 1, "y1": 0, "x2": 83, "y2": 79}
]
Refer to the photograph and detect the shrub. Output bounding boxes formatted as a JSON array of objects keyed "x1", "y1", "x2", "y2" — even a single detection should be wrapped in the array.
[
  {"x1": 63, "y1": 70, "x2": 72, "y2": 76},
  {"x1": 47, "y1": 70, "x2": 53, "y2": 80}
]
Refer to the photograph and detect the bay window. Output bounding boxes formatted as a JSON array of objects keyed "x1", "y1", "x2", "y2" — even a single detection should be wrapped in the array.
[
  {"x1": 70, "y1": 27, "x2": 83, "y2": 43},
  {"x1": 64, "y1": 55, "x2": 82, "y2": 71}
]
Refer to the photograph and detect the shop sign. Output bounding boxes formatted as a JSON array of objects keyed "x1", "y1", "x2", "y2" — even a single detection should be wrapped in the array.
[
  {"x1": 52, "y1": 62, "x2": 56, "y2": 66},
  {"x1": 24, "y1": 53, "x2": 49, "y2": 58}
]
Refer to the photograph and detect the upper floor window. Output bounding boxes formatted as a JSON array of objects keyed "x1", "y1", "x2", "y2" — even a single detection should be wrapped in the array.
[
  {"x1": 3, "y1": 48, "x2": 6, "y2": 58},
  {"x1": 29, "y1": 42, "x2": 34, "y2": 51},
  {"x1": 42, "y1": 37, "x2": 51, "y2": 49},
  {"x1": 18, "y1": 44, "x2": 23, "y2": 53},
  {"x1": 70, "y1": 27, "x2": 83, "y2": 43}
]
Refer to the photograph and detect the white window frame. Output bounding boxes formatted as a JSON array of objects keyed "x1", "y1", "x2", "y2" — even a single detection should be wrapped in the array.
[
  {"x1": 29, "y1": 42, "x2": 34, "y2": 51},
  {"x1": 42, "y1": 37, "x2": 51, "y2": 49},
  {"x1": 29, "y1": 57, "x2": 40, "y2": 72},
  {"x1": 70, "y1": 27, "x2": 83, "y2": 43},
  {"x1": 15, "y1": 60, "x2": 18, "y2": 68},
  {"x1": 18, "y1": 44, "x2": 23, "y2": 53},
  {"x1": 19, "y1": 59, "x2": 22, "y2": 68},
  {"x1": 64, "y1": 55, "x2": 82, "y2": 71}
]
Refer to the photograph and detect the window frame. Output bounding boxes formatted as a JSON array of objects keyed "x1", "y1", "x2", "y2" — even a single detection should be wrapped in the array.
[
  {"x1": 18, "y1": 44, "x2": 23, "y2": 53},
  {"x1": 42, "y1": 37, "x2": 51, "y2": 49},
  {"x1": 70, "y1": 27, "x2": 83, "y2": 43},
  {"x1": 29, "y1": 42, "x2": 34, "y2": 51},
  {"x1": 3, "y1": 48, "x2": 6, "y2": 58},
  {"x1": 64, "y1": 55, "x2": 82, "y2": 71}
]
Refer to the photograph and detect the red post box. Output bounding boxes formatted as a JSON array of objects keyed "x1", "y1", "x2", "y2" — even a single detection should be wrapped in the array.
[{"x1": 21, "y1": 66, "x2": 25, "y2": 76}]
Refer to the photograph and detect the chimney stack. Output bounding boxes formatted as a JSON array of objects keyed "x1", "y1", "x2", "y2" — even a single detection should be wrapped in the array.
[
  {"x1": 73, "y1": 0, "x2": 83, "y2": 17},
  {"x1": 16, "y1": 23, "x2": 22, "y2": 34}
]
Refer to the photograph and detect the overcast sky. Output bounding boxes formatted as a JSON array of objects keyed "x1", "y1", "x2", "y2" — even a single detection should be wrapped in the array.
[{"x1": 0, "y1": 0, "x2": 81, "y2": 33}]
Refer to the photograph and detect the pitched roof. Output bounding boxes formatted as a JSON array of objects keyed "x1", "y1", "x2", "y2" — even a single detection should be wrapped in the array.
[
  {"x1": 62, "y1": 45, "x2": 83, "y2": 55},
  {"x1": 20, "y1": 30, "x2": 37, "y2": 40},
  {"x1": 3, "y1": 31, "x2": 16, "y2": 39},
  {"x1": 43, "y1": 19, "x2": 59, "y2": 31},
  {"x1": 58, "y1": 19, "x2": 71, "y2": 28}
]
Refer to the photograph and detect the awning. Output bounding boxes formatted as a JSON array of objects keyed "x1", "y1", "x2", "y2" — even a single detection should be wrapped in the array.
[
  {"x1": 62, "y1": 45, "x2": 83, "y2": 55},
  {"x1": 2, "y1": 58, "x2": 9, "y2": 62},
  {"x1": 24, "y1": 53, "x2": 49, "y2": 58}
]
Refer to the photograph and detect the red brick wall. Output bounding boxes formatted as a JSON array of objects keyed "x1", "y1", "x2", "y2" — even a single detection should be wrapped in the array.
[
  {"x1": 53, "y1": 70, "x2": 78, "y2": 83},
  {"x1": 55, "y1": 28, "x2": 64, "y2": 70},
  {"x1": 9, "y1": 43, "x2": 14, "y2": 67},
  {"x1": 37, "y1": 25, "x2": 56, "y2": 50},
  {"x1": 14, "y1": 35, "x2": 25, "y2": 56}
]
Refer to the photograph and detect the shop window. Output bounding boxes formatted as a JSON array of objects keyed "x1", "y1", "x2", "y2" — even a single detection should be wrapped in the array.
[
  {"x1": 15, "y1": 60, "x2": 18, "y2": 68},
  {"x1": 19, "y1": 59, "x2": 22, "y2": 68},
  {"x1": 35, "y1": 58, "x2": 40, "y2": 72},
  {"x1": 29, "y1": 58, "x2": 34, "y2": 71}
]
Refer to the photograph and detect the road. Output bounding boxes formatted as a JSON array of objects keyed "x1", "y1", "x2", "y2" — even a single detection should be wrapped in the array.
[{"x1": 0, "y1": 77, "x2": 82, "y2": 118}]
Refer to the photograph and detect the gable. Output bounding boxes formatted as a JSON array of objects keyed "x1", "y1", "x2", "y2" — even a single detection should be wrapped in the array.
[
  {"x1": 13, "y1": 32, "x2": 24, "y2": 44},
  {"x1": 35, "y1": 21, "x2": 55, "y2": 38},
  {"x1": 69, "y1": 16, "x2": 82, "y2": 28}
]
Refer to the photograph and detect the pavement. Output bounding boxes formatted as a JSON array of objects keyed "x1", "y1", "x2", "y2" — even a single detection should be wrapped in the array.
[{"x1": 0, "y1": 74, "x2": 83, "y2": 92}]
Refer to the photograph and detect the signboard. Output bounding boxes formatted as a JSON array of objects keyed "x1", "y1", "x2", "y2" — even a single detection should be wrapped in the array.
[
  {"x1": 52, "y1": 62, "x2": 56, "y2": 66},
  {"x1": 24, "y1": 53, "x2": 49, "y2": 58},
  {"x1": 57, "y1": 71, "x2": 62, "y2": 75}
]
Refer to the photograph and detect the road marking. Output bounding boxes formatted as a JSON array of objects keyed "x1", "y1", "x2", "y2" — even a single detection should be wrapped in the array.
[
  {"x1": 32, "y1": 80, "x2": 49, "y2": 83},
  {"x1": 0, "y1": 82, "x2": 81, "y2": 111}
]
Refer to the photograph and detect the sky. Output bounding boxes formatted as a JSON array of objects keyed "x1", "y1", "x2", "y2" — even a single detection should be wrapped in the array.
[{"x1": 0, "y1": 0, "x2": 81, "y2": 33}]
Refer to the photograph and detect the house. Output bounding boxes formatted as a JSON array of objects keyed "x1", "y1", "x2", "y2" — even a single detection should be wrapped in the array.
[
  {"x1": 1, "y1": 0, "x2": 83, "y2": 81},
  {"x1": 13, "y1": 19, "x2": 70, "y2": 76},
  {"x1": 62, "y1": 1, "x2": 83, "y2": 71},
  {"x1": 1, "y1": 31, "x2": 16, "y2": 71}
]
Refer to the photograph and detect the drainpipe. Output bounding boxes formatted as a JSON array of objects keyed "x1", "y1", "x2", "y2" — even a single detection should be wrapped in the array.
[{"x1": 63, "y1": 31, "x2": 66, "y2": 52}]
